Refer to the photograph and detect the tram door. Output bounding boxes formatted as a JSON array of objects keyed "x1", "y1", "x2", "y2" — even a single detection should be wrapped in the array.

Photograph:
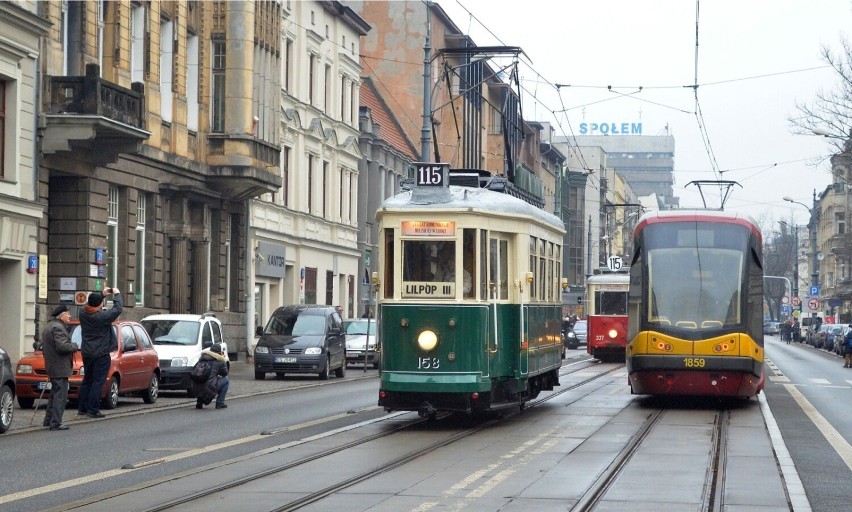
[{"x1": 489, "y1": 235, "x2": 520, "y2": 375}]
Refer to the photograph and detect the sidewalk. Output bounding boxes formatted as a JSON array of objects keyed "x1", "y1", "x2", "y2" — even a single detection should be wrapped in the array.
[{"x1": 7, "y1": 361, "x2": 378, "y2": 433}]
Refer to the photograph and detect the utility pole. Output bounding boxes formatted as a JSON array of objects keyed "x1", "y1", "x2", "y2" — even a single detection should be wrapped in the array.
[{"x1": 420, "y1": 2, "x2": 432, "y2": 162}]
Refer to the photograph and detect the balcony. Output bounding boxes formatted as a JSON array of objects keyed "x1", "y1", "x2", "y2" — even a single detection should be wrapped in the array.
[
  {"x1": 41, "y1": 64, "x2": 149, "y2": 165},
  {"x1": 206, "y1": 134, "x2": 282, "y2": 200}
]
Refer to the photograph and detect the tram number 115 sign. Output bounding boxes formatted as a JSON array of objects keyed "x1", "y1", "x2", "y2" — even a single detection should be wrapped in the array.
[
  {"x1": 415, "y1": 163, "x2": 449, "y2": 187},
  {"x1": 607, "y1": 256, "x2": 623, "y2": 271}
]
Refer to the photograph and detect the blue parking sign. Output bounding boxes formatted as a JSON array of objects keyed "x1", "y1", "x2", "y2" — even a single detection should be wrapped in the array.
[
  {"x1": 781, "y1": 305, "x2": 790, "y2": 314},
  {"x1": 810, "y1": 286, "x2": 819, "y2": 297}
]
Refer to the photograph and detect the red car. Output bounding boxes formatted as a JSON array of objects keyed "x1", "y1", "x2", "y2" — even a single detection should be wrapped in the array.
[{"x1": 15, "y1": 320, "x2": 160, "y2": 410}]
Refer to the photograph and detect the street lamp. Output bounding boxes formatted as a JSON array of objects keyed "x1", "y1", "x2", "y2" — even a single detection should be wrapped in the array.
[{"x1": 783, "y1": 194, "x2": 820, "y2": 323}]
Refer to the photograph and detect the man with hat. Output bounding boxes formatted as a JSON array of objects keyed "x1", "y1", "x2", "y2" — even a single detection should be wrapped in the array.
[
  {"x1": 77, "y1": 286, "x2": 122, "y2": 418},
  {"x1": 41, "y1": 305, "x2": 77, "y2": 430}
]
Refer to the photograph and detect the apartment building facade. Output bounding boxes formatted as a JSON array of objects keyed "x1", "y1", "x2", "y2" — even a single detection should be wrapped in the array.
[
  {"x1": 36, "y1": 0, "x2": 282, "y2": 358},
  {"x1": 0, "y1": 1, "x2": 49, "y2": 362}
]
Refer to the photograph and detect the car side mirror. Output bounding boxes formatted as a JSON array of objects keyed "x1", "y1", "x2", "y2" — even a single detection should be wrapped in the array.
[{"x1": 255, "y1": 326, "x2": 264, "y2": 336}]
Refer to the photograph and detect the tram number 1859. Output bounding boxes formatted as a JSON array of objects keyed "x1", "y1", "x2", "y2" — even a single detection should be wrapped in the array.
[
  {"x1": 417, "y1": 357, "x2": 440, "y2": 369},
  {"x1": 682, "y1": 357, "x2": 706, "y2": 368}
]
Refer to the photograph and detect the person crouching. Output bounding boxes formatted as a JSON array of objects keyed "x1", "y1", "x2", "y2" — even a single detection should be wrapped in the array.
[{"x1": 194, "y1": 343, "x2": 229, "y2": 409}]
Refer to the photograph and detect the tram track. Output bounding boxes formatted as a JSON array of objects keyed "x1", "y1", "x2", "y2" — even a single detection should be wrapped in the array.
[
  {"x1": 51, "y1": 360, "x2": 622, "y2": 512},
  {"x1": 570, "y1": 405, "x2": 732, "y2": 512}
]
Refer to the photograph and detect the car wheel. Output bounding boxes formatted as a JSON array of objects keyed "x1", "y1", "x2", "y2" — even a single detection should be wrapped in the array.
[
  {"x1": 254, "y1": 370, "x2": 266, "y2": 380},
  {"x1": 102, "y1": 377, "x2": 119, "y2": 410},
  {"x1": 142, "y1": 373, "x2": 159, "y2": 404},
  {"x1": 17, "y1": 396, "x2": 34, "y2": 410},
  {"x1": 335, "y1": 358, "x2": 346, "y2": 378},
  {"x1": 0, "y1": 384, "x2": 13, "y2": 433},
  {"x1": 318, "y1": 357, "x2": 330, "y2": 380}
]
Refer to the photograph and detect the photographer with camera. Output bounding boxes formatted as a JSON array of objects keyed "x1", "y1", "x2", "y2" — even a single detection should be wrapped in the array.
[{"x1": 77, "y1": 286, "x2": 122, "y2": 419}]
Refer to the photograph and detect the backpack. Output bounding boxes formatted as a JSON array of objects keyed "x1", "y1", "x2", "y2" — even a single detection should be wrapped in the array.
[{"x1": 190, "y1": 360, "x2": 212, "y2": 383}]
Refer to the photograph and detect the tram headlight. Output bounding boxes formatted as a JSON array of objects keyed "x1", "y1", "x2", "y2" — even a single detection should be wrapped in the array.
[
  {"x1": 417, "y1": 330, "x2": 439, "y2": 352},
  {"x1": 608, "y1": 329, "x2": 618, "y2": 339}
]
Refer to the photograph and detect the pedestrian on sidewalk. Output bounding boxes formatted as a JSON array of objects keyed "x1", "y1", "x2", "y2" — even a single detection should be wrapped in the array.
[
  {"x1": 78, "y1": 287, "x2": 122, "y2": 418},
  {"x1": 843, "y1": 325, "x2": 852, "y2": 368},
  {"x1": 193, "y1": 343, "x2": 229, "y2": 409},
  {"x1": 41, "y1": 305, "x2": 77, "y2": 431}
]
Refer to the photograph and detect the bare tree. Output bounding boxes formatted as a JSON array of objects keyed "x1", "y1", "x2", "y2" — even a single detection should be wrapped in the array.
[{"x1": 790, "y1": 40, "x2": 852, "y2": 154}]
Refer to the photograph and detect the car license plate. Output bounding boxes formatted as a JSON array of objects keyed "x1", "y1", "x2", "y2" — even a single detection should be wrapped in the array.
[
  {"x1": 275, "y1": 357, "x2": 297, "y2": 363},
  {"x1": 37, "y1": 381, "x2": 52, "y2": 390}
]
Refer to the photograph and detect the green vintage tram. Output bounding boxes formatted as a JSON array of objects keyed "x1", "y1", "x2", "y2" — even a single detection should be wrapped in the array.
[{"x1": 376, "y1": 166, "x2": 566, "y2": 417}]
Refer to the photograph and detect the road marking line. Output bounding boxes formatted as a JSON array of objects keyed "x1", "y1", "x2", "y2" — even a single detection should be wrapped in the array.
[
  {"x1": 768, "y1": 376, "x2": 790, "y2": 383},
  {"x1": 759, "y1": 393, "x2": 811, "y2": 512},
  {"x1": 809, "y1": 378, "x2": 830, "y2": 385},
  {"x1": 783, "y1": 383, "x2": 852, "y2": 472}
]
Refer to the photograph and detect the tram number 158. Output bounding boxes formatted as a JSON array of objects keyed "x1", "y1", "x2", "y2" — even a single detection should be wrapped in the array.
[{"x1": 417, "y1": 357, "x2": 440, "y2": 369}]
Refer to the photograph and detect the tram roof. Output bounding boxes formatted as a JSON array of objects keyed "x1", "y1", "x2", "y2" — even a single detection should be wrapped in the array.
[
  {"x1": 379, "y1": 185, "x2": 565, "y2": 232},
  {"x1": 635, "y1": 209, "x2": 761, "y2": 241}
]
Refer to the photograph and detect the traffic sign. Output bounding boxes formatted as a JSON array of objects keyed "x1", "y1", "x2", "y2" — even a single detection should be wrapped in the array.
[
  {"x1": 781, "y1": 296, "x2": 789, "y2": 304},
  {"x1": 791, "y1": 296, "x2": 802, "y2": 307},
  {"x1": 806, "y1": 297, "x2": 820, "y2": 313},
  {"x1": 781, "y1": 305, "x2": 790, "y2": 314},
  {"x1": 810, "y1": 286, "x2": 820, "y2": 297}
]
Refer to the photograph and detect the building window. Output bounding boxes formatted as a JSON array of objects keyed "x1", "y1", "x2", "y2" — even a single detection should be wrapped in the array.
[
  {"x1": 322, "y1": 161, "x2": 329, "y2": 218},
  {"x1": 283, "y1": 39, "x2": 292, "y2": 92},
  {"x1": 159, "y1": 18, "x2": 174, "y2": 122},
  {"x1": 326, "y1": 270, "x2": 334, "y2": 305},
  {"x1": 340, "y1": 76, "x2": 346, "y2": 120},
  {"x1": 97, "y1": 0, "x2": 105, "y2": 76},
  {"x1": 211, "y1": 38, "x2": 225, "y2": 132},
  {"x1": 130, "y1": 3, "x2": 146, "y2": 82},
  {"x1": 61, "y1": 1, "x2": 70, "y2": 75},
  {"x1": 280, "y1": 146, "x2": 290, "y2": 207},
  {"x1": 135, "y1": 194, "x2": 146, "y2": 305},
  {"x1": 107, "y1": 186, "x2": 119, "y2": 288},
  {"x1": 324, "y1": 64, "x2": 331, "y2": 113},
  {"x1": 305, "y1": 267, "x2": 317, "y2": 304},
  {"x1": 308, "y1": 53, "x2": 315, "y2": 105},
  {"x1": 339, "y1": 168, "x2": 344, "y2": 221},
  {"x1": 186, "y1": 34, "x2": 199, "y2": 131},
  {"x1": 0, "y1": 80, "x2": 5, "y2": 179},
  {"x1": 307, "y1": 154, "x2": 314, "y2": 214},
  {"x1": 350, "y1": 81, "x2": 357, "y2": 126}
]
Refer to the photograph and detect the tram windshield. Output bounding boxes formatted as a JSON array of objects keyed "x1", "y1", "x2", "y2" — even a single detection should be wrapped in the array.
[
  {"x1": 596, "y1": 291, "x2": 628, "y2": 315},
  {"x1": 403, "y1": 240, "x2": 456, "y2": 283},
  {"x1": 644, "y1": 223, "x2": 747, "y2": 330}
]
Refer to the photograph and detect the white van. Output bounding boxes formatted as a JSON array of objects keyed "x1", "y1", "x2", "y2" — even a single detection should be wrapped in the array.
[{"x1": 140, "y1": 313, "x2": 229, "y2": 395}]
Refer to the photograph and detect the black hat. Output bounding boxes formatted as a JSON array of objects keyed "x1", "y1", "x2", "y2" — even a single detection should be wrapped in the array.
[
  {"x1": 50, "y1": 305, "x2": 68, "y2": 317},
  {"x1": 210, "y1": 343, "x2": 223, "y2": 354},
  {"x1": 87, "y1": 291, "x2": 104, "y2": 307}
]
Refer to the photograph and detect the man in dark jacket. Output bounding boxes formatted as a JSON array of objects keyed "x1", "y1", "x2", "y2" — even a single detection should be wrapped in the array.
[
  {"x1": 41, "y1": 305, "x2": 78, "y2": 430},
  {"x1": 193, "y1": 343, "x2": 229, "y2": 409},
  {"x1": 77, "y1": 287, "x2": 123, "y2": 418}
]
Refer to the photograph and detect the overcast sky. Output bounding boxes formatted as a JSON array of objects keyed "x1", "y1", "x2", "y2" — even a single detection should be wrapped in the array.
[{"x1": 435, "y1": 0, "x2": 852, "y2": 230}]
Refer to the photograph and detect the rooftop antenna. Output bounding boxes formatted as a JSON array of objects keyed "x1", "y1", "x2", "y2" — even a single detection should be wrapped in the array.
[{"x1": 685, "y1": 180, "x2": 741, "y2": 210}]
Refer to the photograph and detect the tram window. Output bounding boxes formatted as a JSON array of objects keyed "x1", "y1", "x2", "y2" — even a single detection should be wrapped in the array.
[
  {"x1": 383, "y1": 228, "x2": 394, "y2": 298},
  {"x1": 480, "y1": 231, "x2": 488, "y2": 299},
  {"x1": 539, "y1": 255, "x2": 546, "y2": 300},
  {"x1": 597, "y1": 291, "x2": 627, "y2": 315},
  {"x1": 530, "y1": 254, "x2": 537, "y2": 300},
  {"x1": 462, "y1": 229, "x2": 475, "y2": 298},
  {"x1": 500, "y1": 240, "x2": 508, "y2": 300},
  {"x1": 402, "y1": 240, "x2": 456, "y2": 283}
]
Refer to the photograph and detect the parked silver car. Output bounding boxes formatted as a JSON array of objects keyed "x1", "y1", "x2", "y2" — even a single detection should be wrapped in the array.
[{"x1": 0, "y1": 344, "x2": 15, "y2": 433}]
